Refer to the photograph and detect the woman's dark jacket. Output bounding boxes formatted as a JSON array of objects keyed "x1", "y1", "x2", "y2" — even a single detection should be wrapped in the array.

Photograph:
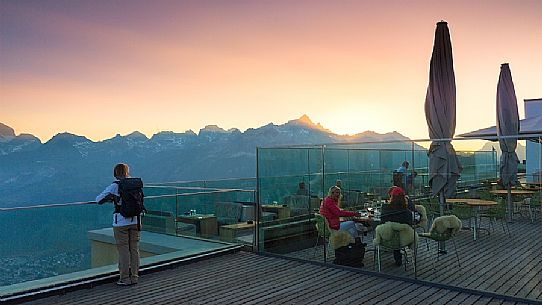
[{"x1": 380, "y1": 204, "x2": 413, "y2": 225}]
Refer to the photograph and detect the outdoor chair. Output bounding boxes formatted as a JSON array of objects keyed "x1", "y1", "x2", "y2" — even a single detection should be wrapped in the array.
[
  {"x1": 313, "y1": 213, "x2": 333, "y2": 258},
  {"x1": 373, "y1": 222, "x2": 417, "y2": 272},
  {"x1": 142, "y1": 210, "x2": 196, "y2": 236},
  {"x1": 519, "y1": 198, "x2": 540, "y2": 223},
  {"x1": 215, "y1": 202, "x2": 242, "y2": 225},
  {"x1": 419, "y1": 215, "x2": 462, "y2": 268},
  {"x1": 422, "y1": 201, "x2": 441, "y2": 226},
  {"x1": 449, "y1": 202, "x2": 473, "y2": 230},
  {"x1": 413, "y1": 204, "x2": 429, "y2": 250},
  {"x1": 479, "y1": 201, "x2": 510, "y2": 236},
  {"x1": 312, "y1": 213, "x2": 354, "y2": 259},
  {"x1": 284, "y1": 195, "x2": 311, "y2": 216}
]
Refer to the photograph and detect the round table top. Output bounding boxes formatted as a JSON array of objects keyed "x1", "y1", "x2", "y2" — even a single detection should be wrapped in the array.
[
  {"x1": 353, "y1": 216, "x2": 380, "y2": 223},
  {"x1": 446, "y1": 198, "x2": 498, "y2": 206}
]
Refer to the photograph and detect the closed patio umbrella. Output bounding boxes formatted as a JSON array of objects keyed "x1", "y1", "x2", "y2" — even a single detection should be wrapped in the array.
[
  {"x1": 424, "y1": 21, "x2": 462, "y2": 215},
  {"x1": 496, "y1": 63, "x2": 520, "y2": 221}
]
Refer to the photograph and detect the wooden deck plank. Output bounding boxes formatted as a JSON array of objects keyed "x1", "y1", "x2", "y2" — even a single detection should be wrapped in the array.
[
  {"x1": 305, "y1": 276, "x2": 385, "y2": 305},
  {"x1": 17, "y1": 219, "x2": 541, "y2": 305},
  {"x1": 49, "y1": 253, "x2": 260, "y2": 305},
  {"x1": 240, "y1": 267, "x2": 346, "y2": 305},
  {"x1": 444, "y1": 293, "x2": 481, "y2": 305},
  {"x1": 286, "y1": 219, "x2": 540, "y2": 302},
  {"x1": 400, "y1": 286, "x2": 442, "y2": 305},
  {"x1": 461, "y1": 238, "x2": 526, "y2": 288},
  {"x1": 504, "y1": 258, "x2": 542, "y2": 297},
  {"x1": 185, "y1": 256, "x2": 299, "y2": 301},
  {"x1": 20, "y1": 251, "x2": 526, "y2": 305},
  {"x1": 420, "y1": 221, "x2": 533, "y2": 286},
  {"x1": 525, "y1": 272, "x2": 542, "y2": 300},
  {"x1": 205, "y1": 256, "x2": 345, "y2": 304},
  {"x1": 184, "y1": 256, "x2": 307, "y2": 304},
  {"x1": 487, "y1": 299, "x2": 504, "y2": 305},
  {"x1": 423, "y1": 290, "x2": 462, "y2": 304},
  {"x1": 213, "y1": 264, "x2": 339, "y2": 305},
  {"x1": 484, "y1": 241, "x2": 533, "y2": 293},
  {"x1": 362, "y1": 281, "x2": 419, "y2": 304},
  {"x1": 275, "y1": 269, "x2": 372, "y2": 304},
  {"x1": 470, "y1": 296, "x2": 495, "y2": 305}
]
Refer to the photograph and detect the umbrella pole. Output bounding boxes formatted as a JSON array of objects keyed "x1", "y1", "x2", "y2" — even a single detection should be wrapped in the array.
[
  {"x1": 507, "y1": 186, "x2": 513, "y2": 222},
  {"x1": 438, "y1": 192, "x2": 447, "y2": 253}
]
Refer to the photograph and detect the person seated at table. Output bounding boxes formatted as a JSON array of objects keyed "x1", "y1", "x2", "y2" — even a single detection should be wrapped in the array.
[
  {"x1": 381, "y1": 186, "x2": 414, "y2": 266},
  {"x1": 319, "y1": 186, "x2": 361, "y2": 239},
  {"x1": 296, "y1": 181, "x2": 309, "y2": 196},
  {"x1": 392, "y1": 177, "x2": 418, "y2": 217}
]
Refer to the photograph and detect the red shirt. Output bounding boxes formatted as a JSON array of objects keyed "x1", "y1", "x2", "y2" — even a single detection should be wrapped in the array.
[{"x1": 319, "y1": 196, "x2": 357, "y2": 230}]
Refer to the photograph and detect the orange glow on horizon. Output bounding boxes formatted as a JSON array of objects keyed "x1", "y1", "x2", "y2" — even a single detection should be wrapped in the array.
[{"x1": 1, "y1": 0, "x2": 541, "y2": 150}]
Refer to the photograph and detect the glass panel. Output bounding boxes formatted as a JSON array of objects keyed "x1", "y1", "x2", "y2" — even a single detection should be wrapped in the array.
[
  {"x1": 0, "y1": 188, "x2": 252, "y2": 294},
  {"x1": 256, "y1": 137, "x2": 541, "y2": 302},
  {"x1": 0, "y1": 204, "x2": 111, "y2": 287}
]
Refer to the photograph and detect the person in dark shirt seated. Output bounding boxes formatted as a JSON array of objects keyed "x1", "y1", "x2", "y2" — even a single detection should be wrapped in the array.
[
  {"x1": 296, "y1": 181, "x2": 309, "y2": 196},
  {"x1": 380, "y1": 186, "x2": 413, "y2": 266}
]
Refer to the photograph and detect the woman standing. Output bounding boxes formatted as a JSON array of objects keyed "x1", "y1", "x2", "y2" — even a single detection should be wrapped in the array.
[
  {"x1": 319, "y1": 186, "x2": 360, "y2": 238},
  {"x1": 96, "y1": 163, "x2": 141, "y2": 286}
]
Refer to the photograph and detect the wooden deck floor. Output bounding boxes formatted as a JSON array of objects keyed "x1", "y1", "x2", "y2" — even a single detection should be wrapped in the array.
[
  {"x1": 22, "y1": 251, "x2": 535, "y2": 305},
  {"x1": 286, "y1": 218, "x2": 542, "y2": 302}
]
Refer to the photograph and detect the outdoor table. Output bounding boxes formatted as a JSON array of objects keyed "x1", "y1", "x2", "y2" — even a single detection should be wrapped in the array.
[
  {"x1": 176, "y1": 214, "x2": 218, "y2": 238},
  {"x1": 352, "y1": 215, "x2": 381, "y2": 226},
  {"x1": 446, "y1": 199, "x2": 497, "y2": 240},
  {"x1": 261, "y1": 204, "x2": 291, "y2": 219},
  {"x1": 490, "y1": 190, "x2": 535, "y2": 218},
  {"x1": 489, "y1": 190, "x2": 535, "y2": 195}
]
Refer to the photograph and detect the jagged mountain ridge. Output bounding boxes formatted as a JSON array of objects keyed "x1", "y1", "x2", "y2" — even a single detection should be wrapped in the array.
[
  {"x1": 479, "y1": 141, "x2": 526, "y2": 161},
  {"x1": 0, "y1": 116, "x2": 418, "y2": 207}
]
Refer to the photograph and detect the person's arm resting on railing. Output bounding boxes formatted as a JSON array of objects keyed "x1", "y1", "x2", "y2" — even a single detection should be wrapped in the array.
[{"x1": 96, "y1": 183, "x2": 119, "y2": 205}]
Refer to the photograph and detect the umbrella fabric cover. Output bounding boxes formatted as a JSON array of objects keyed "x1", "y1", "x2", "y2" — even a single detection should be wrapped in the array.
[
  {"x1": 496, "y1": 63, "x2": 519, "y2": 187},
  {"x1": 424, "y1": 21, "x2": 462, "y2": 197}
]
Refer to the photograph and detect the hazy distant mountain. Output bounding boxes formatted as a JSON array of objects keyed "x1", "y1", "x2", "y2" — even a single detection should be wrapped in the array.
[
  {"x1": 478, "y1": 141, "x2": 526, "y2": 161},
  {"x1": 0, "y1": 122, "x2": 16, "y2": 140},
  {"x1": 0, "y1": 116, "x2": 418, "y2": 207}
]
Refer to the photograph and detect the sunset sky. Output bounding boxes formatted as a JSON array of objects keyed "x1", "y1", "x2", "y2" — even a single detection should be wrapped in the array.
[{"x1": 1, "y1": 0, "x2": 541, "y2": 149}]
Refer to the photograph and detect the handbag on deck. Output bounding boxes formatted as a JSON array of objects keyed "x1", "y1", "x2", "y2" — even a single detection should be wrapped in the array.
[{"x1": 333, "y1": 237, "x2": 365, "y2": 268}]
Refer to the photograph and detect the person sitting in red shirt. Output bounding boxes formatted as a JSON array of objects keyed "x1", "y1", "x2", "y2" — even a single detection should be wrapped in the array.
[{"x1": 319, "y1": 186, "x2": 360, "y2": 238}]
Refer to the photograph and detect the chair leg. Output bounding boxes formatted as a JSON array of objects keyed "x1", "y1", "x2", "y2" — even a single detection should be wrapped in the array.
[
  {"x1": 312, "y1": 236, "x2": 321, "y2": 258},
  {"x1": 376, "y1": 246, "x2": 381, "y2": 272},
  {"x1": 402, "y1": 248, "x2": 408, "y2": 271},
  {"x1": 488, "y1": 216, "x2": 495, "y2": 233},
  {"x1": 402, "y1": 247, "x2": 414, "y2": 272},
  {"x1": 412, "y1": 239, "x2": 420, "y2": 278},
  {"x1": 451, "y1": 237, "x2": 460, "y2": 267},
  {"x1": 419, "y1": 227, "x2": 430, "y2": 251}
]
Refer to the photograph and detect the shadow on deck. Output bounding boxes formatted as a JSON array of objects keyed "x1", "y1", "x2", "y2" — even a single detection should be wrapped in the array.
[
  {"x1": 18, "y1": 251, "x2": 537, "y2": 305},
  {"x1": 286, "y1": 219, "x2": 542, "y2": 302}
]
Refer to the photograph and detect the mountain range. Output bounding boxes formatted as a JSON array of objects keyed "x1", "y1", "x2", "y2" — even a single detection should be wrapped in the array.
[
  {"x1": 479, "y1": 141, "x2": 526, "y2": 161},
  {"x1": 0, "y1": 116, "x2": 427, "y2": 207}
]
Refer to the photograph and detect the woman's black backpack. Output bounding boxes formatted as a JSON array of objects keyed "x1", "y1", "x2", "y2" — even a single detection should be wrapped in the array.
[{"x1": 114, "y1": 178, "x2": 146, "y2": 218}]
